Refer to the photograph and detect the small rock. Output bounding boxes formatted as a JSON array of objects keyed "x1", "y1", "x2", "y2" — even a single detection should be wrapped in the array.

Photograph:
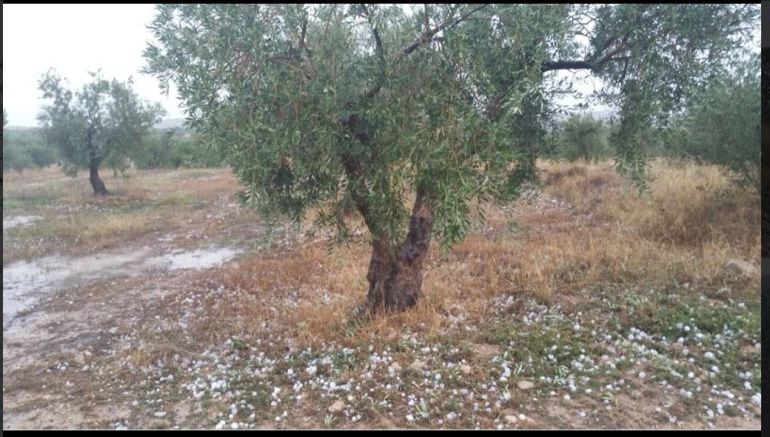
[
  {"x1": 389, "y1": 362, "x2": 401, "y2": 372},
  {"x1": 504, "y1": 415, "x2": 518, "y2": 424},
  {"x1": 460, "y1": 364, "x2": 472, "y2": 375},
  {"x1": 73, "y1": 353, "x2": 86, "y2": 366},
  {"x1": 328, "y1": 400, "x2": 345, "y2": 413},
  {"x1": 739, "y1": 345, "x2": 759, "y2": 358},
  {"x1": 723, "y1": 259, "x2": 757, "y2": 278},
  {"x1": 410, "y1": 360, "x2": 427, "y2": 372},
  {"x1": 473, "y1": 343, "x2": 500, "y2": 359},
  {"x1": 517, "y1": 380, "x2": 535, "y2": 391}
]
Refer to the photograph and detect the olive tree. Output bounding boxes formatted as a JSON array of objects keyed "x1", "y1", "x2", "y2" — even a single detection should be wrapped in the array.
[
  {"x1": 664, "y1": 56, "x2": 760, "y2": 189},
  {"x1": 38, "y1": 69, "x2": 165, "y2": 194},
  {"x1": 558, "y1": 114, "x2": 609, "y2": 163},
  {"x1": 144, "y1": 4, "x2": 756, "y2": 314}
]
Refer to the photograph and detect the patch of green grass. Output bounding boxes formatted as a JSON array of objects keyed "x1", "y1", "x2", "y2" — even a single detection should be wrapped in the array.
[
  {"x1": 153, "y1": 194, "x2": 203, "y2": 208},
  {"x1": 285, "y1": 349, "x2": 320, "y2": 371},
  {"x1": 323, "y1": 414, "x2": 338, "y2": 427},
  {"x1": 3, "y1": 195, "x2": 57, "y2": 209},
  {"x1": 329, "y1": 349, "x2": 361, "y2": 376},
  {"x1": 230, "y1": 338, "x2": 248, "y2": 351}
]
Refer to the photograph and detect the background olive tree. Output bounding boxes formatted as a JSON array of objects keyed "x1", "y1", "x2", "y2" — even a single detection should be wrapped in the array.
[
  {"x1": 144, "y1": 4, "x2": 757, "y2": 314},
  {"x1": 38, "y1": 69, "x2": 165, "y2": 194},
  {"x1": 663, "y1": 56, "x2": 760, "y2": 190},
  {"x1": 556, "y1": 114, "x2": 610, "y2": 163}
]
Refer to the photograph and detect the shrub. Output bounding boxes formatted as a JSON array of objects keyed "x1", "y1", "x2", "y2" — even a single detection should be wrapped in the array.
[
  {"x1": 662, "y1": 57, "x2": 759, "y2": 190},
  {"x1": 556, "y1": 114, "x2": 611, "y2": 163}
]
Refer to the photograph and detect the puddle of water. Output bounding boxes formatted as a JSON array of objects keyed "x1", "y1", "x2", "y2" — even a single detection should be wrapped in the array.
[
  {"x1": 2, "y1": 245, "x2": 243, "y2": 327},
  {"x1": 3, "y1": 215, "x2": 41, "y2": 231},
  {"x1": 3, "y1": 256, "x2": 71, "y2": 325},
  {"x1": 2, "y1": 249, "x2": 152, "y2": 327},
  {"x1": 151, "y1": 247, "x2": 241, "y2": 271}
]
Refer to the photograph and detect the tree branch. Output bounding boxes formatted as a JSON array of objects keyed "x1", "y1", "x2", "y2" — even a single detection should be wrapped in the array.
[
  {"x1": 360, "y1": 4, "x2": 387, "y2": 100},
  {"x1": 542, "y1": 35, "x2": 630, "y2": 73},
  {"x1": 347, "y1": 3, "x2": 488, "y2": 108},
  {"x1": 398, "y1": 4, "x2": 488, "y2": 60},
  {"x1": 541, "y1": 60, "x2": 594, "y2": 72},
  {"x1": 299, "y1": 13, "x2": 307, "y2": 49},
  {"x1": 341, "y1": 151, "x2": 377, "y2": 231}
]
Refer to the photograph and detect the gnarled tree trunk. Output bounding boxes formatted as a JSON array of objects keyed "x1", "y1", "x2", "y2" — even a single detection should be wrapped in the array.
[
  {"x1": 86, "y1": 127, "x2": 109, "y2": 195},
  {"x1": 340, "y1": 115, "x2": 434, "y2": 314},
  {"x1": 363, "y1": 189, "x2": 434, "y2": 313},
  {"x1": 89, "y1": 158, "x2": 109, "y2": 195}
]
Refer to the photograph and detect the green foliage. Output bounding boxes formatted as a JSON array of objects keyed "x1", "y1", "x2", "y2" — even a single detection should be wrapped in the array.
[
  {"x1": 37, "y1": 69, "x2": 165, "y2": 177},
  {"x1": 556, "y1": 114, "x2": 611, "y2": 163},
  {"x1": 134, "y1": 130, "x2": 175, "y2": 169},
  {"x1": 589, "y1": 4, "x2": 758, "y2": 186},
  {"x1": 144, "y1": 4, "x2": 757, "y2": 249},
  {"x1": 3, "y1": 142, "x2": 33, "y2": 173},
  {"x1": 662, "y1": 56, "x2": 760, "y2": 190},
  {"x1": 134, "y1": 129, "x2": 226, "y2": 169},
  {"x1": 171, "y1": 132, "x2": 225, "y2": 168},
  {"x1": 3, "y1": 128, "x2": 59, "y2": 172}
]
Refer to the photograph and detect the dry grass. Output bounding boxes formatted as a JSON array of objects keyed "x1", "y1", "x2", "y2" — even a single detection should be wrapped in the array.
[
  {"x1": 203, "y1": 159, "x2": 759, "y2": 351},
  {"x1": 542, "y1": 159, "x2": 759, "y2": 249},
  {"x1": 2, "y1": 166, "x2": 255, "y2": 263}
]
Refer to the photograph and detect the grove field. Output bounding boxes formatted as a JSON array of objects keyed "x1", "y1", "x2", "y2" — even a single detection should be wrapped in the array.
[{"x1": 2, "y1": 159, "x2": 760, "y2": 429}]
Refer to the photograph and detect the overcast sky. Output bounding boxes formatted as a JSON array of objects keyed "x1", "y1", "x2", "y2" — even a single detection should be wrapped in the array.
[
  {"x1": 7, "y1": 4, "x2": 755, "y2": 127},
  {"x1": 3, "y1": 4, "x2": 613, "y2": 127},
  {"x1": 3, "y1": 4, "x2": 185, "y2": 126}
]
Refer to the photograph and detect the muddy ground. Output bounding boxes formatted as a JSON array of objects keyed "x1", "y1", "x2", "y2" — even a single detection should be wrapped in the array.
[{"x1": 2, "y1": 165, "x2": 761, "y2": 429}]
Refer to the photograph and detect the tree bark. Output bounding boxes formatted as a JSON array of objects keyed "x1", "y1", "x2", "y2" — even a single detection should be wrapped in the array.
[
  {"x1": 339, "y1": 115, "x2": 434, "y2": 314},
  {"x1": 89, "y1": 158, "x2": 109, "y2": 195},
  {"x1": 363, "y1": 189, "x2": 434, "y2": 314}
]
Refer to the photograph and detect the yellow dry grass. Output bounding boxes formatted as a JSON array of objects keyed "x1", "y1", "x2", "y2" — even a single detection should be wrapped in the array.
[
  {"x1": 4, "y1": 160, "x2": 759, "y2": 351},
  {"x1": 210, "y1": 159, "x2": 759, "y2": 350}
]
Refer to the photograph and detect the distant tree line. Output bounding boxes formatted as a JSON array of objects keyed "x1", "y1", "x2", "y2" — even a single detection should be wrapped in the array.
[{"x1": 3, "y1": 124, "x2": 225, "y2": 173}]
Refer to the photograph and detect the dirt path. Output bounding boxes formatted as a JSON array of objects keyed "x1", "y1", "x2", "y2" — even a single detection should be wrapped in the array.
[
  {"x1": 1, "y1": 168, "x2": 272, "y2": 429},
  {"x1": 2, "y1": 235, "x2": 248, "y2": 428}
]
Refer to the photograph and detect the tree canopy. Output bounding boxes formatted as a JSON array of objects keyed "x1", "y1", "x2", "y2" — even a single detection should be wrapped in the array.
[{"x1": 144, "y1": 4, "x2": 757, "y2": 312}]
